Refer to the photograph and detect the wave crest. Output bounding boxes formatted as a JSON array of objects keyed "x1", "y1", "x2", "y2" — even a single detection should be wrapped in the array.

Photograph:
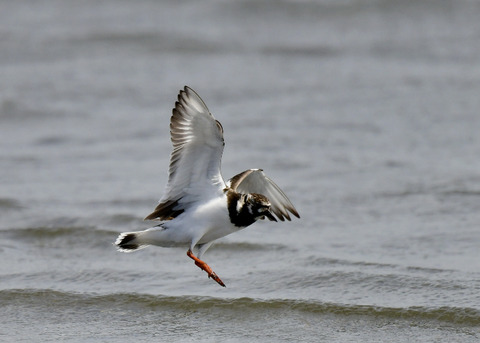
[{"x1": 2, "y1": 289, "x2": 478, "y2": 326}]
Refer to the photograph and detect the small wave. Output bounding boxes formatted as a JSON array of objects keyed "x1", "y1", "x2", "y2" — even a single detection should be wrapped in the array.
[
  {"x1": 34, "y1": 135, "x2": 71, "y2": 146},
  {"x1": 78, "y1": 31, "x2": 223, "y2": 55},
  {"x1": 0, "y1": 198, "x2": 23, "y2": 211},
  {"x1": 212, "y1": 241, "x2": 288, "y2": 252},
  {"x1": 2, "y1": 289, "x2": 478, "y2": 326},
  {"x1": 103, "y1": 213, "x2": 144, "y2": 226},
  {"x1": 306, "y1": 256, "x2": 461, "y2": 276},
  {"x1": 441, "y1": 190, "x2": 480, "y2": 197},
  {"x1": 261, "y1": 45, "x2": 337, "y2": 57},
  {"x1": 1, "y1": 226, "x2": 117, "y2": 249},
  {"x1": 86, "y1": 198, "x2": 154, "y2": 207},
  {"x1": 2, "y1": 226, "x2": 115, "y2": 238},
  {"x1": 0, "y1": 98, "x2": 65, "y2": 121},
  {"x1": 306, "y1": 255, "x2": 402, "y2": 270}
]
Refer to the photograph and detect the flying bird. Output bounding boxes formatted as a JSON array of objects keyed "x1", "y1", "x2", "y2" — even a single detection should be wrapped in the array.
[{"x1": 115, "y1": 86, "x2": 299, "y2": 287}]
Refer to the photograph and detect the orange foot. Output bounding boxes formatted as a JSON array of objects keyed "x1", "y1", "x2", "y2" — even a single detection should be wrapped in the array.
[{"x1": 187, "y1": 249, "x2": 226, "y2": 287}]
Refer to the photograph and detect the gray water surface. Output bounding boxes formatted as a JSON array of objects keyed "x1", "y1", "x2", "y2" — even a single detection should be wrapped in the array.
[{"x1": 1, "y1": 1, "x2": 480, "y2": 342}]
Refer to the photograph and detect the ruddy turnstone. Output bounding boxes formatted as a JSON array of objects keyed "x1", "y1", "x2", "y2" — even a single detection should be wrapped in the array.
[{"x1": 115, "y1": 86, "x2": 299, "y2": 287}]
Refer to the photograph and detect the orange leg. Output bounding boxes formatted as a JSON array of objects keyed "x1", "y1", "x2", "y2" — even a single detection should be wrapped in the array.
[{"x1": 187, "y1": 249, "x2": 226, "y2": 287}]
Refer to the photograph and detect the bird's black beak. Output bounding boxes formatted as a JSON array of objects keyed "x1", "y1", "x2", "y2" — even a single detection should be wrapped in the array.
[{"x1": 264, "y1": 210, "x2": 277, "y2": 222}]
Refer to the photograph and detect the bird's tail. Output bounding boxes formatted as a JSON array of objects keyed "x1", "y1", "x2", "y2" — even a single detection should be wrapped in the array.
[
  {"x1": 115, "y1": 231, "x2": 149, "y2": 252},
  {"x1": 115, "y1": 225, "x2": 174, "y2": 252}
]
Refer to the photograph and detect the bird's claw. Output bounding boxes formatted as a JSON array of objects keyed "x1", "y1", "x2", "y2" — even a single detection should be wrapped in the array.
[
  {"x1": 187, "y1": 249, "x2": 226, "y2": 287},
  {"x1": 208, "y1": 271, "x2": 226, "y2": 287}
]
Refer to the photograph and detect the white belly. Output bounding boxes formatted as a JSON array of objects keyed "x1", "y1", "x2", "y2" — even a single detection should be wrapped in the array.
[
  {"x1": 157, "y1": 194, "x2": 244, "y2": 246},
  {"x1": 194, "y1": 195, "x2": 243, "y2": 244}
]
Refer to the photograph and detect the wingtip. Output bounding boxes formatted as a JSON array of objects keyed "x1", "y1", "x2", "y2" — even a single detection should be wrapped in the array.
[
  {"x1": 182, "y1": 85, "x2": 198, "y2": 98},
  {"x1": 177, "y1": 86, "x2": 192, "y2": 104},
  {"x1": 279, "y1": 207, "x2": 300, "y2": 221},
  {"x1": 291, "y1": 208, "x2": 300, "y2": 219}
]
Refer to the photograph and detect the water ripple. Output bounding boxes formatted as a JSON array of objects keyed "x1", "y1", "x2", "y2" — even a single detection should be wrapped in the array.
[{"x1": 1, "y1": 289, "x2": 479, "y2": 326}]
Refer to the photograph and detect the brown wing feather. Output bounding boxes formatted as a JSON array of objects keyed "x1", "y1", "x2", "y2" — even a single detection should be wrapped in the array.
[
  {"x1": 144, "y1": 199, "x2": 184, "y2": 221},
  {"x1": 228, "y1": 169, "x2": 257, "y2": 191}
]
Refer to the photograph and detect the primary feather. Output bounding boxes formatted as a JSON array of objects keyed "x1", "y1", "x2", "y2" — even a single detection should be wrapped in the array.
[{"x1": 145, "y1": 87, "x2": 226, "y2": 221}]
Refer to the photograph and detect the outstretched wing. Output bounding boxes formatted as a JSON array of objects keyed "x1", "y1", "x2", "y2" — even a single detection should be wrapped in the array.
[
  {"x1": 145, "y1": 86, "x2": 226, "y2": 220},
  {"x1": 228, "y1": 169, "x2": 300, "y2": 222}
]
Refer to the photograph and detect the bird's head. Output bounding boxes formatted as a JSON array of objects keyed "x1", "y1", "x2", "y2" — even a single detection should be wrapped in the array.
[{"x1": 246, "y1": 193, "x2": 277, "y2": 222}]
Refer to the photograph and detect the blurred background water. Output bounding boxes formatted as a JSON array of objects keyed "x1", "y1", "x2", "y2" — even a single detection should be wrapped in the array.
[{"x1": 1, "y1": 0, "x2": 480, "y2": 342}]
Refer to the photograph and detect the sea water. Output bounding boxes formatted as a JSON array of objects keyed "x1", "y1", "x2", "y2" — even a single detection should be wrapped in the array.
[{"x1": 1, "y1": 1, "x2": 479, "y2": 342}]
